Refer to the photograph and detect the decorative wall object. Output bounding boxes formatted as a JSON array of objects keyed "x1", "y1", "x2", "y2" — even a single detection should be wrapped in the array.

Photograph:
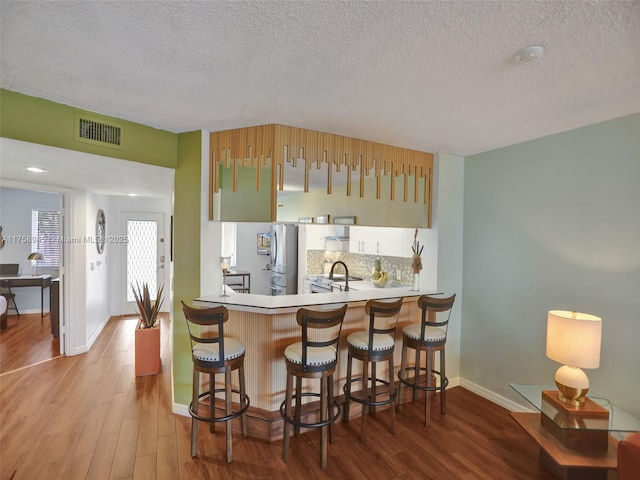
[{"x1": 96, "y1": 209, "x2": 106, "y2": 254}]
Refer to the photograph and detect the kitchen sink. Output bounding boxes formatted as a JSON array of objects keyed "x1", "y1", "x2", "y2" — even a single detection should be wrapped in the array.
[{"x1": 330, "y1": 275, "x2": 362, "y2": 283}]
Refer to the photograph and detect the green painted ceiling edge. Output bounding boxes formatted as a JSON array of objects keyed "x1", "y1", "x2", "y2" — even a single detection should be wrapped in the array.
[{"x1": 0, "y1": 88, "x2": 178, "y2": 168}]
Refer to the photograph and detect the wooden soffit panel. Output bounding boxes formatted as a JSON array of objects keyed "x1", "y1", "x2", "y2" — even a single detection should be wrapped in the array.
[{"x1": 209, "y1": 124, "x2": 433, "y2": 225}]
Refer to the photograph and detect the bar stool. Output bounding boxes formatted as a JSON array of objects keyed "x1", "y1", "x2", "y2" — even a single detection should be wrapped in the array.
[
  {"x1": 343, "y1": 297, "x2": 403, "y2": 441},
  {"x1": 181, "y1": 301, "x2": 250, "y2": 463},
  {"x1": 397, "y1": 294, "x2": 456, "y2": 426},
  {"x1": 280, "y1": 303, "x2": 347, "y2": 469}
]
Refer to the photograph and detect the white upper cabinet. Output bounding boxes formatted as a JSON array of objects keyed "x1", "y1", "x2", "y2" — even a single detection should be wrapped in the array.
[{"x1": 349, "y1": 227, "x2": 413, "y2": 257}]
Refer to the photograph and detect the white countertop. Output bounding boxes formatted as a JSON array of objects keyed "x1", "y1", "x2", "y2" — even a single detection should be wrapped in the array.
[{"x1": 194, "y1": 286, "x2": 440, "y2": 314}]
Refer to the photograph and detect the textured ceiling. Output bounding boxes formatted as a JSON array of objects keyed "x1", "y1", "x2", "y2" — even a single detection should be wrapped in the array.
[{"x1": 1, "y1": 0, "x2": 640, "y2": 160}]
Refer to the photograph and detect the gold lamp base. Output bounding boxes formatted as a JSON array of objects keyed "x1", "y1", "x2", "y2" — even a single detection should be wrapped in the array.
[
  {"x1": 553, "y1": 364, "x2": 591, "y2": 407},
  {"x1": 555, "y1": 382, "x2": 589, "y2": 407}
]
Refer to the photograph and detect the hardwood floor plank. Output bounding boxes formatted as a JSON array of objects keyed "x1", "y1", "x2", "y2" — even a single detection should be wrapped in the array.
[
  {"x1": 110, "y1": 417, "x2": 141, "y2": 480},
  {"x1": 115, "y1": 364, "x2": 136, "y2": 395},
  {"x1": 122, "y1": 378, "x2": 145, "y2": 421},
  {"x1": 0, "y1": 313, "x2": 60, "y2": 374},
  {"x1": 132, "y1": 454, "x2": 156, "y2": 480},
  {"x1": 136, "y1": 375, "x2": 160, "y2": 458},
  {"x1": 156, "y1": 384, "x2": 176, "y2": 438},
  {"x1": 85, "y1": 432, "x2": 119, "y2": 480},
  {"x1": 61, "y1": 452, "x2": 93, "y2": 480},
  {"x1": 72, "y1": 403, "x2": 111, "y2": 457},
  {"x1": 156, "y1": 434, "x2": 179, "y2": 480},
  {"x1": 101, "y1": 391, "x2": 128, "y2": 436},
  {"x1": 175, "y1": 415, "x2": 214, "y2": 480}
]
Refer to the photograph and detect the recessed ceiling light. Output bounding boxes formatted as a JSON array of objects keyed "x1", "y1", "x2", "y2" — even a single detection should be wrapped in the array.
[
  {"x1": 27, "y1": 166, "x2": 48, "y2": 173},
  {"x1": 513, "y1": 45, "x2": 544, "y2": 63},
  {"x1": 128, "y1": 193, "x2": 139, "y2": 197}
]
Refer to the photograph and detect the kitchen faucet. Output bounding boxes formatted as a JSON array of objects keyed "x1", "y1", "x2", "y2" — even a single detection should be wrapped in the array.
[{"x1": 329, "y1": 261, "x2": 349, "y2": 292}]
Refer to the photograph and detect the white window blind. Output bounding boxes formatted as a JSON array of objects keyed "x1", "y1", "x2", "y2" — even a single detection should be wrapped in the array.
[
  {"x1": 221, "y1": 222, "x2": 237, "y2": 267},
  {"x1": 31, "y1": 210, "x2": 61, "y2": 267}
]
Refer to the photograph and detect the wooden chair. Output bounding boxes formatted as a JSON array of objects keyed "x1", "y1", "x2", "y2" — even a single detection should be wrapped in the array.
[
  {"x1": 280, "y1": 303, "x2": 348, "y2": 469},
  {"x1": 343, "y1": 297, "x2": 403, "y2": 441},
  {"x1": 397, "y1": 294, "x2": 456, "y2": 426},
  {"x1": 181, "y1": 301, "x2": 249, "y2": 463},
  {"x1": 0, "y1": 284, "x2": 20, "y2": 317},
  {"x1": 0, "y1": 295, "x2": 7, "y2": 329}
]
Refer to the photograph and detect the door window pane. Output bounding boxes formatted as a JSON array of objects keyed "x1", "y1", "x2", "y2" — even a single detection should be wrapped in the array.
[{"x1": 126, "y1": 220, "x2": 157, "y2": 301}]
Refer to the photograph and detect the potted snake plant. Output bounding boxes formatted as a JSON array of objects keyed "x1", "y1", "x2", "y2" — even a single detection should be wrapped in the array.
[{"x1": 132, "y1": 282, "x2": 164, "y2": 376}]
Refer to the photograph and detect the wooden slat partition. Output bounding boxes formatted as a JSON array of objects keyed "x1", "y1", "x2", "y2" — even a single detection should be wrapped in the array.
[{"x1": 210, "y1": 124, "x2": 433, "y2": 225}]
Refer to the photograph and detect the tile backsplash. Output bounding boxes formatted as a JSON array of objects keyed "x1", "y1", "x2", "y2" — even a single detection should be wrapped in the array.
[{"x1": 306, "y1": 250, "x2": 414, "y2": 288}]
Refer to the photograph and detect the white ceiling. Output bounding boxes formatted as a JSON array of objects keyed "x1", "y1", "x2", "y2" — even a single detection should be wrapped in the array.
[
  {"x1": 1, "y1": 1, "x2": 639, "y2": 195},
  {"x1": 0, "y1": 138, "x2": 174, "y2": 197}
]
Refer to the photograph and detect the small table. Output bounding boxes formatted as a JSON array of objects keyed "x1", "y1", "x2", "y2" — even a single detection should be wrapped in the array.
[
  {"x1": 224, "y1": 270, "x2": 251, "y2": 293},
  {"x1": 0, "y1": 274, "x2": 52, "y2": 322},
  {"x1": 510, "y1": 383, "x2": 640, "y2": 480}
]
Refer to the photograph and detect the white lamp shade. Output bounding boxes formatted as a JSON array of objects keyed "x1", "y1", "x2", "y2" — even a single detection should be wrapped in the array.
[{"x1": 546, "y1": 310, "x2": 601, "y2": 369}]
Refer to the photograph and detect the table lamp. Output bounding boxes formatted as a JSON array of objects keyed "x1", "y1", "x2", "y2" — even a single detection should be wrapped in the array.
[
  {"x1": 545, "y1": 310, "x2": 602, "y2": 407},
  {"x1": 27, "y1": 252, "x2": 45, "y2": 275},
  {"x1": 220, "y1": 256, "x2": 231, "y2": 297}
]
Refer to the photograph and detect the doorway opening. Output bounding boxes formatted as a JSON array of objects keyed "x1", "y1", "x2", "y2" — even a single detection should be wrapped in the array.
[{"x1": 0, "y1": 187, "x2": 64, "y2": 374}]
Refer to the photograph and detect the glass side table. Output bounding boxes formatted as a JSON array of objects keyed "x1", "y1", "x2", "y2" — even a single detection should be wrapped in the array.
[
  {"x1": 511, "y1": 383, "x2": 640, "y2": 434},
  {"x1": 509, "y1": 384, "x2": 640, "y2": 480}
]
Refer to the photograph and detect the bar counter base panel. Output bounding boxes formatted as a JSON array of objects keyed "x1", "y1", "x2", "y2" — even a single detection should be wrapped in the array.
[{"x1": 204, "y1": 378, "x2": 436, "y2": 443}]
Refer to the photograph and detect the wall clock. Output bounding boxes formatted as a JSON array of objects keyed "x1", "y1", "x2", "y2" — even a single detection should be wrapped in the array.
[{"x1": 96, "y1": 209, "x2": 106, "y2": 254}]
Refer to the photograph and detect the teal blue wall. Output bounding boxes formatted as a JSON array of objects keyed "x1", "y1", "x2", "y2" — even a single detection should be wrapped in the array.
[{"x1": 462, "y1": 113, "x2": 640, "y2": 417}]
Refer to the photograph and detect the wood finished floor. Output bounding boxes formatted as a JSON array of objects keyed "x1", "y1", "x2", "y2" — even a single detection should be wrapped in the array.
[
  {"x1": 0, "y1": 312, "x2": 60, "y2": 374},
  {"x1": 0, "y1": 315, "x2": 561, "y2": 480}
]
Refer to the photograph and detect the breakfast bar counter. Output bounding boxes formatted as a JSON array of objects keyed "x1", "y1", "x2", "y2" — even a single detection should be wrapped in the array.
[
  {"x1": 192, "y1": 287, "x2": 440, "y2": 440},
  {"x1": 195, "y1": 285, "x2": 435, "y2": 314}
]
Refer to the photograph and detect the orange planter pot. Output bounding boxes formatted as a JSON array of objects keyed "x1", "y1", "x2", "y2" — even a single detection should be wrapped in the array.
[{"x1": 135, "y1": 322, "x2": 161, "y2": 376}]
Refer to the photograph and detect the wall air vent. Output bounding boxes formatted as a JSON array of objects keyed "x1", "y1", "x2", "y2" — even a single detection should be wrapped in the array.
[{"x1": 74, "y1": 114, "x2": 124, "y2": 150}]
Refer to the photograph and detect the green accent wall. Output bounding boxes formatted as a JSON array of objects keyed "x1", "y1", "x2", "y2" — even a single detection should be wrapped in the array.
[
  {"x1": 277, "y1": 175, "x2": 429, "y2": 227},
  {"x1": 0, "y1": 89, "x2": 177, "y2": 168},
  {"x1": 219, "y1": 166, "x2": 272, "y2": 222},
  {"x1": 172, "y1": 130, "x2": 202, "y2": 405}
]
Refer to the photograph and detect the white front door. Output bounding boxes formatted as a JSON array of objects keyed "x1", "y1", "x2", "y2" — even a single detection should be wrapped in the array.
[{"x1": 121, "y1": 212, "x2": 166, "y2": 315}]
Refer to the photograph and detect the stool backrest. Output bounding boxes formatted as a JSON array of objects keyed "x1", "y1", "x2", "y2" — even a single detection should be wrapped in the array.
[
  {"x1": 296, "y1": 303, "x2": 348, "y2": 373},
  {"x1": 364, "y1": 297, "x2": 403, "y2": 352},
  {"x1": 182, "y1": 301, "x2": 229, "y2": 367},
  {"x1": 417, "y1": 294, "x2": 456, "y2": 344}
]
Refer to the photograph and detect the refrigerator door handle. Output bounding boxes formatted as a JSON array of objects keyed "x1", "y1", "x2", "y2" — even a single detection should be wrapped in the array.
[{"x1": 271, "y1": 229, "x2": 278, "y2": 269}]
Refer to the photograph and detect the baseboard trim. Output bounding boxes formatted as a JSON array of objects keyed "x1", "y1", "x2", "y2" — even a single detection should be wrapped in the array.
[
  {"x1": 173, "y1": 402, "x2": 189, "y2": 418},
  {"x1": 86, "y1": 313, "x2": 111, "y2": 350},
  {"x1": 460, "y1": 379, "x2": 535, "y2": 413}
]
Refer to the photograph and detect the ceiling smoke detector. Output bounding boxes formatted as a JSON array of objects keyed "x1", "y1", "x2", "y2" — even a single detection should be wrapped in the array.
[{"x1": 513, "y1": 45, "x2": 544, "y2": 63}]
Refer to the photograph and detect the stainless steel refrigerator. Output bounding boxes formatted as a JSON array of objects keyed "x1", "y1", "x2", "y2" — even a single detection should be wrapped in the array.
[{"x1": 270, "y1": 224, "x2": 298, "y2": 295}]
